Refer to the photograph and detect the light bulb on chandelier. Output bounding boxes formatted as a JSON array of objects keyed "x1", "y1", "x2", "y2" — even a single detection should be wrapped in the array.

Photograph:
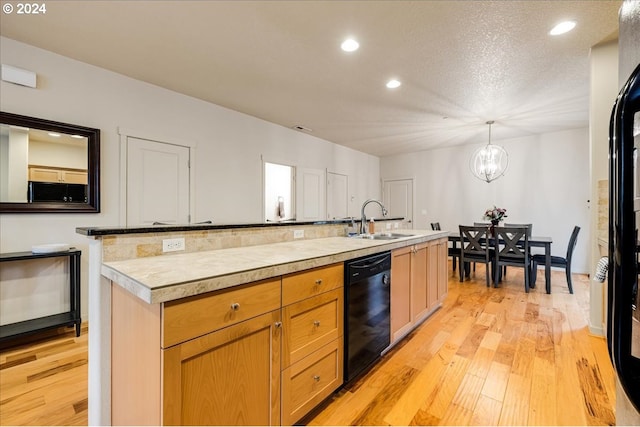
[{"x1": 470, "y1": 120, "x2": 509, "y2": 183}]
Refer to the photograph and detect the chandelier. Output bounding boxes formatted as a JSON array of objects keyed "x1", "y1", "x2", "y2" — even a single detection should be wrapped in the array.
[{"x1": 470, "y1": 120, "x2": 509, "y2": 183}]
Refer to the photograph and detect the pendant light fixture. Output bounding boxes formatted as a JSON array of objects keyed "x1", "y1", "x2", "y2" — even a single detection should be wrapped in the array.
[{"x1": 470, "y1": 120, "x2": 509, "y2": 183}]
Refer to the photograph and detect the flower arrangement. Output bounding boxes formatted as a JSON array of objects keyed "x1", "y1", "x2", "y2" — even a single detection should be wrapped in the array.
[{"x1": 483, "y1": 206, "x2": 507, "y2": 222}]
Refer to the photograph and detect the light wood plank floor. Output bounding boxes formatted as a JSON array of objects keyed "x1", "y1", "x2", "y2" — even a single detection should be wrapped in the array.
[
  {"x1": 0, "y1": 265, "x2": 615, "y2": 426},
  {"x1": 0, "y1": 323, "x2": 88, "y2": 426},
  {"x1": 308, "y1": 264, "x2": 616, "y2": 426}
]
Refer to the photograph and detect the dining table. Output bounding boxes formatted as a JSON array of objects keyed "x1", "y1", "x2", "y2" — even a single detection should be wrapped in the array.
[{"x1": 448, "y1": 231, "x2": 554, "y2": 294}]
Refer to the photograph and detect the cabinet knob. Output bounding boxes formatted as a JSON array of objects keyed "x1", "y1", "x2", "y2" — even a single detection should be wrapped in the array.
[
  {"x1": 313, "y1": 320, "x2": 320, "y2": 327},
  {"x1": 274, "y1": 321, "x2": 282, "y2": 328},
  {"x1": 230, "y1": 303, "x2": 240, "y2": 311},
  {"x1": 314, "y1": 279, "x2": 323, "y2": 285},
  {"x1": 313, "y1": 375, "x2": 320, "y2": 382}
]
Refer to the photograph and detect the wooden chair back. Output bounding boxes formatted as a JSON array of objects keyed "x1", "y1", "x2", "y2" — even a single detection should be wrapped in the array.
[
  {"x1": 494, "y1": 226, "x2": 530, "y2": 261},
  {"x1": 459, "y1": 225, "x2": 491, "y2": 261},
  {"x1": 504, "y1": 223, "x2": 533, "y2": 237}
]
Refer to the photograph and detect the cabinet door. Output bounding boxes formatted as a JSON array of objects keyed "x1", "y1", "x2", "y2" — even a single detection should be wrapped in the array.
[
  {"x1": 427, "y1": 241, "x2": 439, "y2": 310},
  {"x1": 29, "y1": 167, "x2": 61, "y2": 182},
  {"x1": 391, "y1": 247, "x2": 412, "y2": 342},
  {"x1": 282, "y1": 288, "x2": 343, "y2": 367},
  {"x1": 437, "y1": 238, "x2": 448, "y2": 302},
  {"x1": 281, "y1": 338, "x2": 343, "y2": 425},
  {"x1": 61, "y1": 170, "x2": 88, "y2": 184},
  {"x1": 411, "y1": 243, "x2": 429, "y2": 322},
  {"x1": 162, "y1": 310, "x2": 281, "y2": 426}
]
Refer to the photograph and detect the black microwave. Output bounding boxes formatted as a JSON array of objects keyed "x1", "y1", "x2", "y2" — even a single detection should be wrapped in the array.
[{"x1": 28, "y1": 181, "x2": 88, "y2": 203}]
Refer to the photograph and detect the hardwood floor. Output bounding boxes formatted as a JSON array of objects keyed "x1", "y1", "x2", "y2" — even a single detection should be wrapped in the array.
[
  {"x1": 0, "y1": 323, "x2": 88, "y2": 426},
  {"x1": 308, "y1": 264, "x2": 616, "y2": 426},
  {"x1": 0, "y1": 264, "x2": 615, "y2": 426}
]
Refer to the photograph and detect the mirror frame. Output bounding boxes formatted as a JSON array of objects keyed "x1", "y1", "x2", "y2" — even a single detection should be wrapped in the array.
[{"x1": 0, "y1": 111, "x2": 100, "y2": 213}]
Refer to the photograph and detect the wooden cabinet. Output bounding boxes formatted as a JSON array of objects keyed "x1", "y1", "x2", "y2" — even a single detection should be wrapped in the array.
[
  {"x1": 163, "y1": 311, "x2": 281, "y2": 426},
  {"x1": 411, "y1": 242, "x2": 429, "y2": 322},
  {"x1": 391, "y1": 246, "x2": 412, "y2": 342},
  {"x1": 29, "y1": 166, "x2": 88, "y2": 184},
  {"x1": 111, "y1": 264, "x2": 345, "y2": 426},
  {"x1": 111, "y1": 278, "x2": 282, "y2": 426},
  {"x1": 281, "y1": 264, "x2": 344, "y2": 425},
  {"x1": 437, "y1": 238, "x2": 449, "y2": 302},
  {"x1": 391, "y1": 238, "x2": 448, "y2": 344},
  {"x1": 163, "y1": 278, "x2": 281, "y2": 347}
]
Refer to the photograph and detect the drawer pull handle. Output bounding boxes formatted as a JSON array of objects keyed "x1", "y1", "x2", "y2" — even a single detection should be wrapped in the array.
[
  {"x1": 230, "y1": 303, "x2": 240, "y2": 311},
  {"x1": 313, "y1": 375, "x2": 320, "y2": 382},
  {"x1": 314, "y1": 279, "x2": 323, "y2": 285},
  {"x1": 274, "y1": 321, "x2": 282, "y2": 328},
  {"x1": 313, "y1": 320, "x2": 320, "y2": 327}
]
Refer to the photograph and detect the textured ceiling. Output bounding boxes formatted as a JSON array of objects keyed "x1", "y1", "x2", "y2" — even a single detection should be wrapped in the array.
[{"x1": 0, "y1": 1, "x2": 621, "y2": 157}]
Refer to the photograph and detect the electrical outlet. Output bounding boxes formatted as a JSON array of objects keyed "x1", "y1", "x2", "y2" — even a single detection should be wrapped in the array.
[
  {"x1": 386, "y1": 223, "x2": 392, "y2": 230},
  {"x1": 293, "y1": 229, "x2": 304, "y2": 239},
  {"x1": 163, "y1": 237, "x2": 185, "y2": 252}
]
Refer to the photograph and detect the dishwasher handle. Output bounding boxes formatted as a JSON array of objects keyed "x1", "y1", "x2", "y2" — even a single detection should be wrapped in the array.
[{"x1": 350, "y1": 256, "x2": 388, "y2": 270}]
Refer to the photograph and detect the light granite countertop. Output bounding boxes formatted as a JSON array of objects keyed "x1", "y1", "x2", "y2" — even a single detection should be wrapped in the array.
[{"x1": 101, "y1": 230, "x2": 448, "y2": 304}]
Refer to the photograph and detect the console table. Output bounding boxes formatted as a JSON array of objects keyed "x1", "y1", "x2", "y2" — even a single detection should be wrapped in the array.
[{"x1": 0, "y1": 249, "x2": 81, "y2": 342}]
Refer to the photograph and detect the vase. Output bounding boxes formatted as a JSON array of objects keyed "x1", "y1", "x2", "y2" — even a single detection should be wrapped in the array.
[{"x1": 490, "y1": 219, "x2": 499, "y2": 237}]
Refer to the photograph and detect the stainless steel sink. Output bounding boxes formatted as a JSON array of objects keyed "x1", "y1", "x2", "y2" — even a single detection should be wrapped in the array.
[{"x1": 348, "y1": 233, "x2": 414, "y2": 240}]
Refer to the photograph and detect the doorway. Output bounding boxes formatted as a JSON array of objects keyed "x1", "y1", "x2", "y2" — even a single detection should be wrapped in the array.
[
  {"x1": 383, "y1": 178, "x2": 414, "y2": 227},
  {"x1": 124, "y1": 136, "x2": 191, "y2": 226}
]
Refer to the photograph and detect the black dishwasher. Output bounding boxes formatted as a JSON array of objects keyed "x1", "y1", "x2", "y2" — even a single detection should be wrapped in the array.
[{"x1": 344, "y1": 251, "x2": 391, "y2": 383}]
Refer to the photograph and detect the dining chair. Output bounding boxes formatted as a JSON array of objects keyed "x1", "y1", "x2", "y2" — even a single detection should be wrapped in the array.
[
  {"x1": 471, "y1": 222, "x2": 492, "y2": 271},
  {"x1": 504, "y1": 223, "x2": 532, "y2": 237},
  {"x1": 501, "y1": 223, "x2": 532, "y2": 275},
  {"x1": 432, "y1": 222, "x2": 461, "y2": 271},
  {"x1": 493, "y1": 226, "x2": 532, "y2": 292},
  {"x1": 459, "y1": 225, "x2": 494, "y2": 287},
  {"x1": 531, "y1": 226, "x2": 580, "y2": 294}
]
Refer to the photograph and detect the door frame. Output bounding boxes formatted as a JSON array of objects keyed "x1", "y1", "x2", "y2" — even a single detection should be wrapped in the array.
[
  {"x1": 382, "y1": 177, "x2": 415, "y2": 227},
  {"x1": 118, "y1": 127, "x2": 197, "y2": 226}
]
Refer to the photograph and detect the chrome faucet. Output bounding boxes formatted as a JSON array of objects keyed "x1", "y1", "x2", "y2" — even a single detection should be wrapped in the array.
[{"x1": 360, "y1": 199, "x2": 388, "y2": 234}]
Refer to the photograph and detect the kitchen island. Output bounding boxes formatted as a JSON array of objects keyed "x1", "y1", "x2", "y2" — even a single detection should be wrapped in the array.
[{"x1": 79, "y1": 221, "x2": 448, "y2": 425}]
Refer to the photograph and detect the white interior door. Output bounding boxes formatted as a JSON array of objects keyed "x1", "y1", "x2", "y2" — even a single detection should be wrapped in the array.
[
  {"x1": 126, "y1": 137, "x2": 190, "y2": 226},
  {"x1": 383, "y1": 178, "x2": 414, "y2": 227},
  {"x1": 327, "y1": 172, "x2": 348, "y2": 220},
  {"x1": 296, "y1": 167, "x2": 326, "y2": 221}
]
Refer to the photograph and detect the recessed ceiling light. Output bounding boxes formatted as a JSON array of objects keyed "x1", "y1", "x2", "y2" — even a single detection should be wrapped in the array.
[
  {"x1": 341, "y1": 38, "x2": 359, "y2": 52},
  {"x1": 48, "y1": 132, "x2": 61, "y2": 137},
  {"x1": 70, "y1": 134, "x2": 84, "y2": 139},
  {"x1": 550, "y1": 21, "x2": 576, "y2": 35},
  {"x1": 386, "y1": 79, "x2": 401, "y2": 89}
]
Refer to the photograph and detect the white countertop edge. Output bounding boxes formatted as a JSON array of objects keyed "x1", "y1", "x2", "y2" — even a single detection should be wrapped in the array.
[{"x1": 101, "y1": 231, "x2": 448, "y2": 304}]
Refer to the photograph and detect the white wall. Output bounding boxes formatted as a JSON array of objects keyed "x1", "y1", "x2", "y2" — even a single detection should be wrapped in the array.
[
  {"x1": 588, "y1": 40, "x2": 619, "y2": 336},
  {"x1": 0, "y1": 37, "x2": 381, "y2": 320},
  {"x1": 381, "y1": 127, "x2": 591, "y2": 273},
  {"x1": 29, "y1": 139, "x2": 88, "y2": 169}
]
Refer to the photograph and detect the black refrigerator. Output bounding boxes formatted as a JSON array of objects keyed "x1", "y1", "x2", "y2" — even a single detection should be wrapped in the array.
[{"x1": 608, "y1": 61, "x2": 640, "y2": 416}]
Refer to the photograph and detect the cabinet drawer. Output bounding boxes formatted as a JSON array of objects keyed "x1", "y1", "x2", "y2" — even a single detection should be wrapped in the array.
[
  {"x1": 281, "y1": 338, "x2": 343, "y2": 426},
  {"x1": 282, "y1": 263, "x2": 343, "y2": 306},
  {"x1": 162, "y1": 278, "x2": 281, "y2": 348},
  {"x1": 282, "y1": 288, "x2": 343, "y2": 367}
]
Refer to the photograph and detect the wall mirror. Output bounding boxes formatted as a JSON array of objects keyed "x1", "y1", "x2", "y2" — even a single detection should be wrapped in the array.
[{"x1": 0, "y1": 112, "x2": 100, "y2": 213}]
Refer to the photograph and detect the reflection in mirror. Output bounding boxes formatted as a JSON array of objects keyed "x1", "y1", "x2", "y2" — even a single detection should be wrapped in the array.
[{"x1": 0, "y1": 112, "x2": 100, "y2": 213}]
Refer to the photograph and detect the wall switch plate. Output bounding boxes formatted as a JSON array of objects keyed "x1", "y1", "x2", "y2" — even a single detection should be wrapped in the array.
[
  {"x1": 293, "y1": 229, "x2": 304, "y2": 239},
  {"x1": 163, "y1": 237, "x2": 185, "y2": 252}
]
